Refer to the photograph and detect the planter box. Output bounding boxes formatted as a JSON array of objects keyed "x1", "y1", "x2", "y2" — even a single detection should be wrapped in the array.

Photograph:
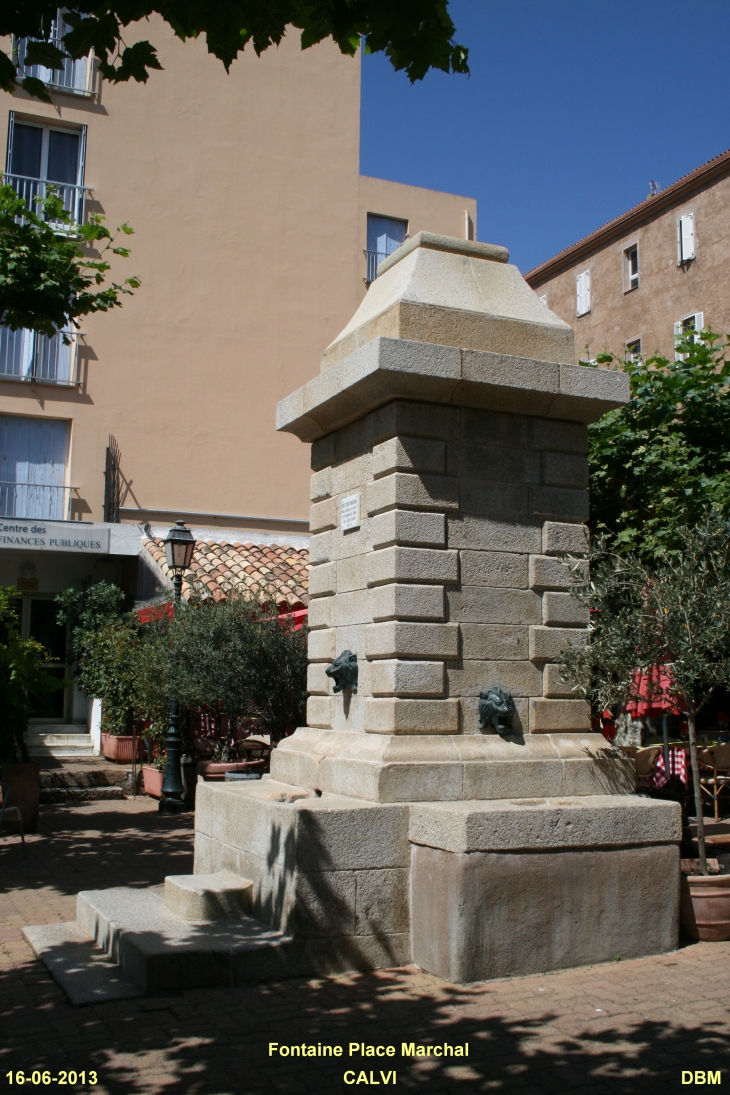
[
  {"x1": 1, "y1": 762, "x2": 40, "y2": 834},
  {"x1": 101, "y1": 733, "x2": 141, "y2": 764},
  {"x1": 142, "y1": 765, "x2": 164, "y2": 799},
  {"x1": 196, "y1": 759, "x2": 267, "y2": 783},
  {"x1": 680, "y1": 872, "x2": 730, "y2": 941}
]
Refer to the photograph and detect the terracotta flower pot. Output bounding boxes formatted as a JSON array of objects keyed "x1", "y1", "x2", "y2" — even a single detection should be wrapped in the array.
[
  {"x1": 101, "y1": 733, "x2": 141, "y2": 763},
  {"x1": 680, "y1": 872, "x2": 730, "y2": 941},
  {"x1": 142, "y1": 765, "x2": 164, "y2": 799},
  {"x1": 196, "y1": 759, "x2": 267, "y2": 782},
  {"x1": 1, "y1": 762, "x2": 40, "y2": 834}
]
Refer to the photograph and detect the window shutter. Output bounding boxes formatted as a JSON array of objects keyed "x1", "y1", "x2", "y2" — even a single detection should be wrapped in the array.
[
  {"x1": 680, "y1": 214, "x2": 695, "y2": 261},
  {"x1": 674, "y1": 319, "x2": 684, "y2": 360},
  {"x1": 5, "y1": 112, "x2": 14, "y2": 173},
  {"x1": 576, "y1": 271, "x2": 590, "y2": 316},
  {"x1": 78, "y1": 125, "x2": 87, "y2": 185},
  {"x1": 694, "y1": 311, "x2": 704, "y2": 335}
]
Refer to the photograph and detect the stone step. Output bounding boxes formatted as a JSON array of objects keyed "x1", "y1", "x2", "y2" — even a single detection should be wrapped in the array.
[
  {"x1": 76, "y1": 886, "x2": 299, "y2": 992},
  {"x1": 164, "y1": 871, "x2": 254, "y2": 921},
  {"x1": 22, "y1": 922, "x2": 143, "y2": 1006},
  {"x1": 40, "y1": 764, "x2": 128, "y2": 789},
  {"x1": 40, "y1": 786, "x2": 125, "y2": 805},
  {"x1": 28, "y1": 730, "x2": 95, "y2": 758}
]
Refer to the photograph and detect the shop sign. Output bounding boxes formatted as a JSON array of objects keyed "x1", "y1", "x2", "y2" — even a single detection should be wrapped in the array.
[{"x1": 0, "y1": 520, "x2": 110, "y2": 553}]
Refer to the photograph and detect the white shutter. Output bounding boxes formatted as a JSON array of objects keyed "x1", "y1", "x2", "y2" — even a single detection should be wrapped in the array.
[
  {"x1": 576, "y1": 270, "x2": 590, "y2": 316},
  {"x1": 679, "y1": 214, "x2": 695, "y2": 261},
  {"x1": 0, "y1": 415, "x2": 69, "y2": 519},
  {"x1": 674, "y1": 320, "x2": 683, "y2": 360},
  {"x1": 5, "y1": 112, "x2": 14, "y2": 173},
  {"x1": 694, "y1": 311, "x2": 704, "y2": 336}
]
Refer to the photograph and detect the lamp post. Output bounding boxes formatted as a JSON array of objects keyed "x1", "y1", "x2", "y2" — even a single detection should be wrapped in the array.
[{"x1": 159, "y1": 520, "x2": 196, "y2": 815}]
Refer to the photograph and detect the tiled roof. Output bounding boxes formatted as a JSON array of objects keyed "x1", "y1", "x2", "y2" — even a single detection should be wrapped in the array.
[
  {"x1": 525, "y1": 146, "x2": 730, "y2": 285},
  {"x1": 143, "y1": 538, "x2": 309, "y2": 607}
]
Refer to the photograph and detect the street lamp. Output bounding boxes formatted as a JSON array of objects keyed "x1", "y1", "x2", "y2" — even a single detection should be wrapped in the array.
[{"x1": 159, "y1": 520, "x2": 196, "y2": 815}]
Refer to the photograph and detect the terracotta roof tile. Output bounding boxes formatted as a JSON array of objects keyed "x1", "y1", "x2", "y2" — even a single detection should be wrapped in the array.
[{"x1": 143, "y1": 538, "x2": 309, "y2": 609}]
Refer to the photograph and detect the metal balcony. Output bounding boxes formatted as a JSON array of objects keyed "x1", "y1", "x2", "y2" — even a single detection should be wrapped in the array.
[
  {"x1": 4, "y1": 173, "x2": 91, "y2": 227},
  {"x1": 0, "y1": 327, "x2": 81, "y2": 386},
  {"x1": 364, "y1": 250, "x2": 390, "y2": 284},
  {"x1": 0, "y1": 482, "x2": 77, "y2": 521},
  {"x1": 15, "y1": 34, "x2": 94, "y2": 96}
]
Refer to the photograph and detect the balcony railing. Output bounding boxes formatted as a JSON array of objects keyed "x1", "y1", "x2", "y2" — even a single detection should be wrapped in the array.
[
  {"x1": 4, "y1": 173, "x2": 91, "y2": 227},
  {"x1": 365, "y1": 250, "x2": 390, "y2": 284},
  {"x1": 0, "y1": 482, "x2": 76, "y2": 521},
  {"x1": 15, "y1": 34, "x2": 94, "y2": 96},
  {"x1": 0, "y1": 327, "x2": 81, "y2": 386}
]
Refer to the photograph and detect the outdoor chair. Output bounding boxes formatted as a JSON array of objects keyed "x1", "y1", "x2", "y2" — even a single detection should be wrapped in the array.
[
  {"x1": 634, "y1": 746, "x2": 662, "y2": 791},
  {"x1": 698, "y1": 743, "x2": 730, "y2": 821},
  {"x1": 237, "y1": 739, "x2": 271, "y2": 762},
  {"x1": 0, "y1": 784, "x2": 25, "y2": 852}
]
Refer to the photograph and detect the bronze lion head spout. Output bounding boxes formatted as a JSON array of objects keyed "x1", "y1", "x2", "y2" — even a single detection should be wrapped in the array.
[
  {"x1": 478, "y1": 687, "x2": 515, "y2": 735},
  {"x1": 325, "y1": 650, "x2": 358, "y2": 694}
]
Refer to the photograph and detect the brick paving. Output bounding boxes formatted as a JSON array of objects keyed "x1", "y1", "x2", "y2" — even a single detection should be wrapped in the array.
[{"x1": 1, "y1": 800, "x2": 729, "y2": 1094}]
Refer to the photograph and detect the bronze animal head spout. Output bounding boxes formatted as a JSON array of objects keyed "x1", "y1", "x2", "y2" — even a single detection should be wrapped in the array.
[
  {"x1": 325, "y1": 650, "x2": 358, "y2": 694},
  {"x1": 478, "y1": 687, "x2": 515, "y2": 735}
]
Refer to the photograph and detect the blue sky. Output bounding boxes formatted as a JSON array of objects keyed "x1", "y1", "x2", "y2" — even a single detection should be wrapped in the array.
[{"x1": 360, "y1": 0, "x2": 730, "y2": 273}]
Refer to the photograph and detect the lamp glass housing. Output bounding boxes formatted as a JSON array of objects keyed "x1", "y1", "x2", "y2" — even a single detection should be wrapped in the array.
[{"x1": 163, "y1": 520, "x2": 196, "y2": 573}]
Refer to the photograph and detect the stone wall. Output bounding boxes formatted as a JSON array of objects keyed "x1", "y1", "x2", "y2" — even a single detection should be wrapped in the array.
[{"x1": 306, "y1": 399, "x2": 591, "y2": 737}]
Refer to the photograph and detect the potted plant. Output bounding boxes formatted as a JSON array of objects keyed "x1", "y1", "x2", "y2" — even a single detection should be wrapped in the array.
[
  {"x1": 57, "y1": 583, "x2": 149, "y2": 764},
  {"x1": 0, "y1": 588, "x2": 65, "y2": 833},
  {"x1": 560, "y1": 514, "x2": 730, "y2": 941},
  {"x1": 142, "y1": 756, "x2": 165, "y2": 798}
]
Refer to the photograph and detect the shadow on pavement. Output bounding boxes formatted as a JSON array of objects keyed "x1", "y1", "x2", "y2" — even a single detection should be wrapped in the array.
[
  {"x1": 0, "y1": 955, "x2": 728, "y2": 1094},
  {"x1": 2, "y1": 803, "x2": 729, "y2": 1094},
  {"x1": 0, "y1": 803, "x2": 194, "y2": 896}
]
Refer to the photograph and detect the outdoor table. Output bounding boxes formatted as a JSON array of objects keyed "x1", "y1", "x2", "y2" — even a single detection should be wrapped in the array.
[{"x1": 652, "y1": 747, "x2": 688, "y2": 788}]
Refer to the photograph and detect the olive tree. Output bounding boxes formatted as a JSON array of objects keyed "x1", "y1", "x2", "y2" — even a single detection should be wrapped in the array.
[{"x1": 559, "y1": 514, "x2": 730, "y2": 875}]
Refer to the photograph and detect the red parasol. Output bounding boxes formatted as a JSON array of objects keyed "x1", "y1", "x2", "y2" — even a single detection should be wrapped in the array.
[{"x1": 625, "y1": 661, "x2": 686, "y2": 719}]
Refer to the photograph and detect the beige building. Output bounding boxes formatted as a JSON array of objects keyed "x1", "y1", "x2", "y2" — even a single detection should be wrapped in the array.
[
  {"x1": 0, "y1": 15, "x2": 475, "y2": 734},
  {"x1": 525, "y1": 148, "x2": 730, "y2": 363}
]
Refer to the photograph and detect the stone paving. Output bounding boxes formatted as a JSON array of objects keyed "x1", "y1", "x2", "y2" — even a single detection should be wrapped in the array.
[{"x1": 1, "y1": 799, "x2": 729, "y2": 1094}]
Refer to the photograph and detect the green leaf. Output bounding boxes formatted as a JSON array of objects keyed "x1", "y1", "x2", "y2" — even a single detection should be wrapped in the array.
[
  {"x1": 23, "y1": 40, "x2": 67, "y2": 69},
  {"x1": 61, "y1": 12, "x2": 119, "y2": 61},
  {"x1": 101, "y1": 40, "x2": 163, "y2": 84},
  {"x1": 21, "y1": 75, "x2": 52, "y2": 102},
  {"x1": 0, "y1": 50, "x2": 18, "y2": 94}
]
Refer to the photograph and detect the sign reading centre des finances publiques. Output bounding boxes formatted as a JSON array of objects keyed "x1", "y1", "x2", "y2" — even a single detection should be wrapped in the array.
[{"x1": 0, "y1": 520, "x2": 110, "y2": 554}]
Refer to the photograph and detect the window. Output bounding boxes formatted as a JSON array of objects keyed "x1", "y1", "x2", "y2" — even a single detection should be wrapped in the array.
[
  {"x1": 624, "y1": 245, "x2": 639, "y2": 291},
  {"x1": 6, "y1": 113, "x2": 87, "y2": 223},
  {"x1": 576, "y1": 270, "x2": 591, "y2": 316},
  {"x1": 0, "y1": 326, "x2": 80, "y2": 386},
  {"x1": 625, "y1": 338, "x2": 642, "y2": 362},
  {"x1": 678, "y1": 213, "x2": 695, "y2": 263},
  {"x1": 15, "y1": 9, "x2": 94, "y2": 95},
  {"x1": 674, "y1": 312, "x2": 704, "y2": 360},
  {"x1": 365, "y1": 214, "x2": 407, "y2": 282},
  {"x1": 0, "y1": 415, "x2": 70, "y2": 520}
]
